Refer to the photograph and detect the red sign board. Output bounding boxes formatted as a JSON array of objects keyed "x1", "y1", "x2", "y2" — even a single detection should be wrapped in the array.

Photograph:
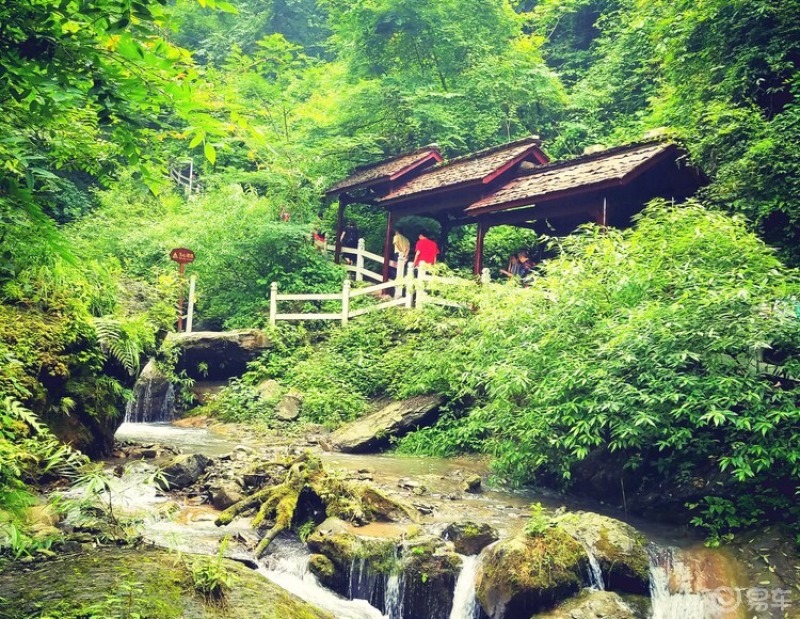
[{"x1": 170, "y1": 248, "x2": 195, "y2": 264}]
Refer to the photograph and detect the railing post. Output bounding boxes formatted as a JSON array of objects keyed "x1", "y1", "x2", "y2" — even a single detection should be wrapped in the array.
[
  {"x1": 481, "y1": 267, "x2": 491, "y2": 285},
  {"x1": 341, "y1": 279, "x2": 351, "y2": 326},
  {"x1": 186, "y1": 274, "x2": 197, "y2": 333},
  {"x1": 270, "y1": 282, "x2": 278, "y2": 326},
  {"x1": 355, "y1": 238, "x2": 365, "y2": 282},
  {"x1": 417, "y1": 265, "x2": 427, "y2": 309},
  {"x1": 394, "y1": 256, "x2": 406, "y2": 299},
  {"x1": 404, "y1": 262, "x2": 414, "y2": 309}
]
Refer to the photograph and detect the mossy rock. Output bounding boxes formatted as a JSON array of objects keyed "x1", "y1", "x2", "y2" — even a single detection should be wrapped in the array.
[
  {"x1": 443, "y1": 520, "x2": 499, "y2": 555},
  {"x1": 557, "y1": 511, "x2": 650, "y2": 595},
  {"x1": 401, "y1": 538, "x2": 462, "y2": 619},
  {"x1": 306, "y1": 525, "x2": 399, "y2": 597},
  {"x1": 475, "y1": 529, "x2": 588, "y2": 618},
  {"x1": 533, "y1": 590, "x2": 645, "y2": 619},
  {"x1": 0, "y1": 546, "x2": 332, "y2": 619}
]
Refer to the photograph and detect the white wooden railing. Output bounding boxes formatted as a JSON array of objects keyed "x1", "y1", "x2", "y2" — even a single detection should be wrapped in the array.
[{"x1": 270, "y1": 239, "x2": 491, "y2": 325}]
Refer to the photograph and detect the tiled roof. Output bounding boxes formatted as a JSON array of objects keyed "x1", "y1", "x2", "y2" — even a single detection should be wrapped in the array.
[
  {"x1": 466, "y1": 142, "x2": 674, "y2": 214},
  {"x1": 379, "y1": 136, "x2": 546, "y2": 204},
  {"x1": 325, "y1": 146, "x2": 442, "y2": 195}
]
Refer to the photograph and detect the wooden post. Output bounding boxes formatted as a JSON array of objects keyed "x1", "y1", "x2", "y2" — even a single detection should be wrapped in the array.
[
  {"x1": 382, "y1": 210, "x2": 395, "y2": 282},
  {"x1": 394, "y1": 256, "x2": 406, "y2": 299},
  {"x1": 341, "y1": 279, "x2": 351, "y2": 326},
  {"x1": 417, "y1": 264, "x2": 427, "y2": 309},
  {"x1": 481, "y1": 268, "x2": 490, "y2": 285},
  {"x1": 187, "y1": 159, "x2": 193, "y2": 196},
  {"x1": 334, "y1": 195, "x2": 347, "y2": 264},
  {"x1": 404, "y1": 261, "x2": 414, "y2": 309},
  {"x1": 186, "y1": 274, "x2": 197, "y2": 333},
  {"x1": 355, "y1": 238, "x2": 365, "y2": 282},
  {"x1": 270, "y1": 282, "x2": 278, "y2": 326},
  {"x1": 474, "y1": 221, "x2": 488, "y2": 275},
  {"x1": 177, "y1": 262, "x2": 185, "y2": 332}
]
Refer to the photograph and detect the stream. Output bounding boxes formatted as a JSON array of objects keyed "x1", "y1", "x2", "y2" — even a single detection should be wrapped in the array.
[{"x1": 112, "y1": 422, "x2": 781, "y2": 619}]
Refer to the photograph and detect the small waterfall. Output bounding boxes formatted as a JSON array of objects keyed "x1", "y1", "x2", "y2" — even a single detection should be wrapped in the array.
[
  {"x1": 580, "y1": 543, "x2": 605, "y2": 591},
  {"x1": 124, "y1": 359, "x2": 175, "y2": 423},
  {"x1": 258, "y1": 538, "x2": 387, "y2": 619},
  {"x1": 449, "y1": 554, "x2": 480, "y2": 619},
  {"x1": 648, "y1": 546, "x2": 733, "y2": 619},
  {"x1": 385, "y1": 571, "x2": 404, "y2": 619},
  {"x1": 348, "y1": 556, "x2": 385, "y2": 609}
]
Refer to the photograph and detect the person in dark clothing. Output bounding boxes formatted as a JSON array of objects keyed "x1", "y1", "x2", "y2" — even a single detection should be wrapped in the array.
[{"x1": 340, "y1": 221, "x2": 359, "y2": 265}]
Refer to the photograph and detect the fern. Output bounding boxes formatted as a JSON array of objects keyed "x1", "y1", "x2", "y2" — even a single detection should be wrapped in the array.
[{"x1": 92, "y1": 316, "x2": 142, "y2": 376}]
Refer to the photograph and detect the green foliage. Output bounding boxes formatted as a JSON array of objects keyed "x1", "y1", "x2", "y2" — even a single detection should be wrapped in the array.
[
  {"x1": 187, "y1": 537, "x2": 233, "y2": 603},
  {"x1": 524, "y1": 503, "x2": 552, "y2": 537}
]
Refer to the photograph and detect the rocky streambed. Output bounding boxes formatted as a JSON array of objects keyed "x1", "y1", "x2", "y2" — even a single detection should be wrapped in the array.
[{"x1": 2, "y1": 421, "x2": 797, "y2": 619}]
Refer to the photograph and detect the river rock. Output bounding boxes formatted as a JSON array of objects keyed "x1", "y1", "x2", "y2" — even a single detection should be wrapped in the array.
[
  {"x1": 557, "y1": 511, "x2": 650, "y2": 595},
  {"x1": 0, "y1": 546, "x2": 333, "y2": 619},
  {"x1": 400, "y1": 537, "x2": 462, "y2": 619},
  {"x1": 534, "y1": 590, "x2": 641, "y2": 619},
  {"x1": 328, "y1": 395, "x2": 443, "y2": 453},
  {"x1": 126, "y1": 358, "x2": 174, "y2": 423},
  {"x1": 157, "y1": 453, "x2": 211, "y2": 490},
  {"x1": 275, "y1": 393, "x2": 302, "y2": 421},
  {"x1": 462, "y1": 474, "x2": 482, "y2": 493},
  {"x1": 165, "y1": 330, "x2": 271, "y2": 381},
  {"x1": 443, "y1": 521, "x2": 499, "y2": 555},
  {"x1": 211, "y1": 481, "x2": 244, "y2": 510},
  {"x1": 475, "y1": 530, "x2": 588, "y2": 618},
  {"x1": 306, "y1": 524, "x2": 398, "y2": 597}
]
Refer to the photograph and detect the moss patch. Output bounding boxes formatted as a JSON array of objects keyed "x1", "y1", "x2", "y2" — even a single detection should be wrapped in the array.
[{"x1": 0, "y1": 546, "x2": 332, "y2": 619}]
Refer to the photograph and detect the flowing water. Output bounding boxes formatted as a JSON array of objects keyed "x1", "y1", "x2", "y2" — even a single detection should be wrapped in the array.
[
  {"x1": 113, "y1": 422, "x2": 776, "y2": 619},
  {"x1": 581, "y1": 542, "x2": 606, "y2": 591},
  {"x1": 449, "y1": 554, "x2": 480, "y2": 619}
]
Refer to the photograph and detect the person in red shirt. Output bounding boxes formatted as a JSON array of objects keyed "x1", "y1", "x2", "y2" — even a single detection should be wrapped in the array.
[{"x1": 413, "y1": 231, "x2": 439, "y2": 267}]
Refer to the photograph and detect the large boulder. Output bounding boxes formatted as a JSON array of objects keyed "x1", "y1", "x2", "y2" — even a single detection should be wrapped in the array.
[
  {"x1": 534, "y1": 590, "x2": 643, "y2": 619},
  {"x1": 165, "y1": 330, "x2": 271, "y2": 380},
  {"x1": 125, "y1": 358, "x2": 174, "y2": 423},
  {"x1": 157, "y1": 453, "x2": 211, "y2": 490},
  {"x1": 329, "y1": 395, "x2": 443, "y2": 453},
  {"x1": 557, "y1": 512, "x2": 650, "y2": 595},
  {"x1": 475, "y1": 530, "x2": 588, "y2": 618},
  {"x1": 275, "y1": 392, "x2": 302, "y2": 421},
  {"x1": 443, "y1": 521, "x2": 499, "y2": 556},
  {"x1": 400, "y1": 537, "x2": 462, "y2": 619}
]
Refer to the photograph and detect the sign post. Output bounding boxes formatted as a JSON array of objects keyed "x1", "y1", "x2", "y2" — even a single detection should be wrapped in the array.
[{"x1": 169, "y1": 248, "x2": 195, "y2": 332}]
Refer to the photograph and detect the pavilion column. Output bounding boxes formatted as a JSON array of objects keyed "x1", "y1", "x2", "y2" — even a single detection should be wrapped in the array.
[
  {"x1": 334, "y1": 194, "x2": 349, "y2": 264},
  {"x1": 382, "y1": 210, "x2": 395, "y2": 282},
  {"x1": 437, "y1": 215, "x2": 451, "y2": 260},
  {"x1": 474, "y1": 220, "x2": 488, "y2": 275}
]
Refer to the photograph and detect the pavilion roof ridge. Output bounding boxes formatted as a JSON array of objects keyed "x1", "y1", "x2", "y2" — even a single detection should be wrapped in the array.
[
  {"x1": 431, "y1": 135, "x2": 543, "y2": 169},
  {"x1": 515, "y1": 139, "x2": 673, "y2": 177},
  {"x1": 325, "y1": 144, "x2": 442, "y2": 195}
]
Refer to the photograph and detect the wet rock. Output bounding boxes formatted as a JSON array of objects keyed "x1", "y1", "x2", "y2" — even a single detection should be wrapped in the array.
[
  {"x1": 275, "y1": 393, "x2": 302, "y2": 421},
  {"x1": 165, "y1": 330, "x2": 271, "y2": 381},
  {"x1": 557, "y1": 511, "x2": 650, "y2": 595},
  {"x1": 475, "y1": 530, "x2": 588, "y2": 618},
  {"x1": 172, "y1": 416, "x2": 210, "y2": 428},
  {"x1": 462, "y1": 474, "x2": 482, "y2": 493},
  {"x1": 211, "y1": 482, "x2": 244, "y2": 510},
  {"x1": 308, "y1": 553, "x2": 338, "y2": 588},
  {"x1": 126, "y1": 358, "x2": 174, "y2": 423},
  {"x1": 157, "y1": 453, "x2": 211, "y2": 490},
  {"x1": 400, "y1": 538, "x2": 462, "y2": 619},
  {"x1": 190, "y1": 381, "x2": 228, "y2": 404},
  {"x1": 0, "y1": 546, "x2": 333, "y2": 619},
  {"x1": 443, "y1": 521, "x2": 499, "y2": 555},
  {"x1": 306, "y1": 526, "x2": 398, "y2": 597},
  {"x1": 534, "y1": 590, "x2": 641, "y2": 619},
  {"x1": 329, "y1": 395, "x2": 443, "y2": 453}
]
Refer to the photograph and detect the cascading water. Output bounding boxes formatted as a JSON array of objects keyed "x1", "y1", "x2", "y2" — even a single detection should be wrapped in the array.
[
  {"x1": 258, "y1": 537, "x2": 387, "y2": 619},
  {"x1": 448, "y1": 554, "x2": 480, "y2": 619},
  {"x1": 648, "y1": 545, "x2": 739, "y2": 619},
  {"x1": 385, "y1": 571, "x2": 404, "y2": 618},
  {"x1": 580, "y1": 543, "x2": 605, "y2": 591}
]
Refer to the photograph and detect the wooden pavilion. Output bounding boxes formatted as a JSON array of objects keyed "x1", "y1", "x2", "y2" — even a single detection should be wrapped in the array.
[{"x1": 325, "y1": 137, "x2": 704, "y2": 278}]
